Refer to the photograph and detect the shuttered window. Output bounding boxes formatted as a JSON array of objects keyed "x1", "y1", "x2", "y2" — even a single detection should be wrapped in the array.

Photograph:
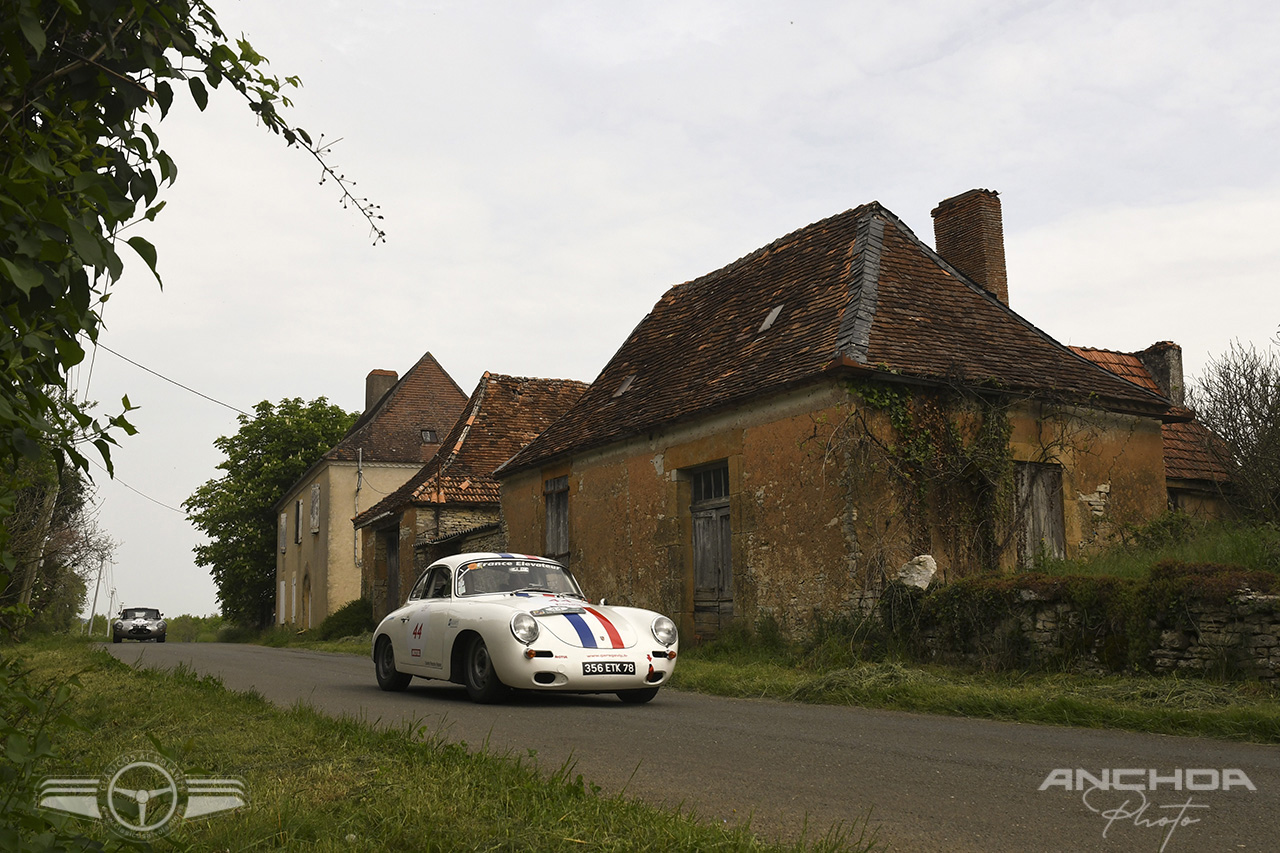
[{"x1": 544, "y1": 476, "x2": 569, "y2": 564}]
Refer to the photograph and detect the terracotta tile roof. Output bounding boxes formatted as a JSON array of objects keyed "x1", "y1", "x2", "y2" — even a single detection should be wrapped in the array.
[
  {"x1": 501, "y1": 202, "x2": 1177, "y2": 475},
  {"x1": 1163, "y1": 420, "x2": 1231, "y2": 483},
  {"x1": 1070, "y1": 346, "x2": 1230, "y2": 484},
  {"x1": 328, "y1": 352, "x2": 468, "y2": 465},
  {"x1": 1066, "y1": 347, "x2": 1162, "y2": 394},
  {"x1": 354, "y1": 373, "x2": 587, "y2": 526}
]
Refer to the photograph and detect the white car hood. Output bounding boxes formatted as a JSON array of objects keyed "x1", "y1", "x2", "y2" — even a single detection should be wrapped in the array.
[{"x1": 509, "y1": 595, "x2": 640, "y2": 650}]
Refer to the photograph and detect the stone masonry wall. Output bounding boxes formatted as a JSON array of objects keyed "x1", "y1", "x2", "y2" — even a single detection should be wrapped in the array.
[{"x1": 912, "y1": 583, "x2": 1280, "y2": 680}]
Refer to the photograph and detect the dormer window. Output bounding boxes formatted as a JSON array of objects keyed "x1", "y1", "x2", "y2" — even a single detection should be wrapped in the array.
[{"x1": 420, "y1": 429, "x2": 438, "y2": 444}]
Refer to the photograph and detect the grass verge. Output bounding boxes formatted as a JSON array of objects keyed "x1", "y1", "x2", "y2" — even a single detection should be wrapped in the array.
[
  {"x1": 12, "y1": 637, "x2": 876, "y2": 852},
  {"x1": 669, "y1": 651, "x2": 1280, "y2": 743}
]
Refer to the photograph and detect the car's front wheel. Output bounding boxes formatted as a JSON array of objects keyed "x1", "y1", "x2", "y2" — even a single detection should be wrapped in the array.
[
  {"x1": 617, "y1": 687, "x2": 660, "y2": 704},
  {"x1": 462, "y1": 636, "x2": 509, "y2": 704},
  {"x1": 374, "y1": 636, "x2": 411, "y2": 692},
  {"x1": 156, "y1": 634, "x2": 165, "y2": 643},
  {"x1": 112, "y1": 633, "x2": 121, "y2": 644}
]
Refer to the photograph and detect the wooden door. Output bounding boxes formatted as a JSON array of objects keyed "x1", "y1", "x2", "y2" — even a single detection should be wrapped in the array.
[
  {"x1": 1017, "y1": 462, "x2": 1065, "y2": 567},
  {"x1": 693, "y1": 504, "x2": 733, "y2": 638}
]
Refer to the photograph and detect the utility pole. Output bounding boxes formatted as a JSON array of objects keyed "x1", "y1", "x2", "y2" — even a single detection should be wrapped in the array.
[
  {"x1": 84, "y1": 555, "x2": 104, "y2": 635},
  {"x1": 104, "y1": 588, "x2": 116, "y2": 639}
]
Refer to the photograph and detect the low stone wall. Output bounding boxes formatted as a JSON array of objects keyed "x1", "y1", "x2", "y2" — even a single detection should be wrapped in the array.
[
  {"x1": 1150, "y1": 593, "x2": 1280, "y2": 679},
  {"x1": 889, "y1": 563, "x2": 1280, "y2": 679}
]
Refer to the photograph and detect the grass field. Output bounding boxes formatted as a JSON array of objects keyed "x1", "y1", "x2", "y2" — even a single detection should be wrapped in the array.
[{"x1": 6, "y1": 637, "x2": 877, "y2": 852}]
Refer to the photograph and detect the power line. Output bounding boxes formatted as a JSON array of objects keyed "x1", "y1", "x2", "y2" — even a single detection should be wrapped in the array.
[
  {"x1": 88, "y1": 458, "x2": 187, "y2": 515},
  {"x1": 95, "y1": 343, "x2": 252, "y2": 417}
]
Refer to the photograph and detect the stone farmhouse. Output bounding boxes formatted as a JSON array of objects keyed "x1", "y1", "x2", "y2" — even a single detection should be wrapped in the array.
[
  {"x1": 274, "y1": 353, "x2": 467, "y2": 628},
  {"x1": 496, "y1": 189, "x2": 1193, "y2": 641},
  {"x1": 355, "y1": 372, "x2": 587, "y2": 621}
]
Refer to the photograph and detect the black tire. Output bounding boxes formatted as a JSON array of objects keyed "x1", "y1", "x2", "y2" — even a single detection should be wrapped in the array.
[
  {"x1": 462, "y1": 636, "x2": 508, "y2": 704},
  {"x1": 617, "y1": 687, "x2": 660, "y2": 704},
  {"x1": 112, "y1": 633, "x2": 121, "y2": 644},
  {"x1": 156, "y1": 634, "x2": 166, "y2": 643},
  {"x1": 374, "y1": 636, "x2": 411, "y2": 692}
]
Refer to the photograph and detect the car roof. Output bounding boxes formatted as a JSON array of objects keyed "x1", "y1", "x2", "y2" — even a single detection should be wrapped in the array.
[{"x1": 431, "y1": 552, "x2": 559, "y2": 570}]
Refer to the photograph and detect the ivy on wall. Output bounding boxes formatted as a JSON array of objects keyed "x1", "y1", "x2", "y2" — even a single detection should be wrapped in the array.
[{"x1": 833, "y1": 380, "x2": 1019, "y2": 577}]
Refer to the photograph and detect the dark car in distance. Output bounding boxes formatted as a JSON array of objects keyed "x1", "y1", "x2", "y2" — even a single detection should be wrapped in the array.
[{"x1": 113, "y1": 607, "x2": 166, "y2": 643}]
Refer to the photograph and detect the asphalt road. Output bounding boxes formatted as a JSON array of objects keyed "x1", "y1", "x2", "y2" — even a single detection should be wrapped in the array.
[{"x1": 104, "y1": 643, "x2": 1279, "y2": 852}]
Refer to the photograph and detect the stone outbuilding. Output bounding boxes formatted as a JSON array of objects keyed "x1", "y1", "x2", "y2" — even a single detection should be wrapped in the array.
[
  {"x1": 355, "y1": 372, "x2": 587, "y2": 621},
  {"x1": 1070, "y1": 343, "x2": 1231, "y2": 516},
  {"x1": 496, "y1": 189, "x2": 1188, "y2": 641},
  {"x1": 274, "y1": 352, "x2": 467, "y2": 628}
]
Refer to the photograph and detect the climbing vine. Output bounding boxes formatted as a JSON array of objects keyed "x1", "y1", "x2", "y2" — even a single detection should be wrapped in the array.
[{"x1": 828, "y1": 379, "x2": 1021, "y2": 579}]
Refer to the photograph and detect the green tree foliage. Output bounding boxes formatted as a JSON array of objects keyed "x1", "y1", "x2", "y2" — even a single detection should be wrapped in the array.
[
  {"x1": 1189, "y1": 333, "x2": 1280, "y2": 523},
  {"x1": 184, "y1": 398, "x2": 357, "y2": 627},
  {"x1": 0, "y1": 0, "x2": 383, "y2": 588},
  {"x1": 0, "y1": 452, "x2": 113, "y2": 638}
]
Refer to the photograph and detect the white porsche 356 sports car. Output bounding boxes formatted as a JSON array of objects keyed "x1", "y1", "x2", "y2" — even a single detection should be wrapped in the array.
[{"x1": 372, "y1": 553, "x2": 678, "y2": 704}]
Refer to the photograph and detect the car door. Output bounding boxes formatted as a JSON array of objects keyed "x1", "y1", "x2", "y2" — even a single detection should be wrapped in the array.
[
  {"x1": 399, "y1": 564, "x2": 451, "y2": 674},
  {"x1": 419, "y1": 566, "x2": 453, "y2": 675}
]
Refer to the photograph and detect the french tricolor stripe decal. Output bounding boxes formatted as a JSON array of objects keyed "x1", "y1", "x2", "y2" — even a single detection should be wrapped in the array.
[
  {"x1": 585, "y1": 606, "x2": 624, "y2": 648},
  {"x1": 561, "y1": 608, "x2": 625, "y2": 649},
  {"x1": 563, "y1": 612, "x2": 596, "y2": 647}
]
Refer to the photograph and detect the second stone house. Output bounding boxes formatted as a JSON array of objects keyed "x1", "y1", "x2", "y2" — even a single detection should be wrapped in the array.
[
  {"x1": 274, "y1": 352, "x2": 468, "y2": 628},
  {"x1": 355, "y1": 372, "x2": 587, "y2": 621}
]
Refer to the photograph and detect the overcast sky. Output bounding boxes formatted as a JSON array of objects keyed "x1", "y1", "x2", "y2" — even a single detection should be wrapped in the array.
[{"x1": 72, "y1": 0, "x2": 1280, "y2": 620}]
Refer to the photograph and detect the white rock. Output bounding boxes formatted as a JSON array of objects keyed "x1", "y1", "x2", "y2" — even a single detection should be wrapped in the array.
[{"x1": 897, "y1": 555, "x2": 937, "y2": 590}]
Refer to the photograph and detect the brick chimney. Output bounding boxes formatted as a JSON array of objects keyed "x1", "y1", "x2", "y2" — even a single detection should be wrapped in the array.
[
  {"x1": 931, "y1": 189, "x2": 1008, "y2": 305},
  {"x1": 365, "y1": 369, "x2": 398, "y2": 413},
  {"x1": 1137, "y1": 341, "x2": 1184, "y2": 405}
]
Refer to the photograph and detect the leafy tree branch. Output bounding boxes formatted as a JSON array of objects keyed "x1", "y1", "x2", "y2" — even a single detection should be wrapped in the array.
[{"x1": 1, "y1": 0, "x2": 379, "y2": 575}]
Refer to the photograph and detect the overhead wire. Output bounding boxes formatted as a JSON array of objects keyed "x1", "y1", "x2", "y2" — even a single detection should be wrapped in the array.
[
  {"x1": 93, "y1": 343, "x2": 253, "y2": 417},
  {"x1": 88, "y1": 457, "x2": 186, "y2": 515}
]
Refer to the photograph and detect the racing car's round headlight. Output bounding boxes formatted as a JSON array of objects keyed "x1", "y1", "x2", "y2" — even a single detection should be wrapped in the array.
[
  {"x1": 156, "y1": 621, "x2": 166, "y2": 630},
  {"x1": 510, "y1": 612, "x2": 539, "y2": 645},
  {"x1": 651, "y1": 616, "x2": 678, "y2": 647}
]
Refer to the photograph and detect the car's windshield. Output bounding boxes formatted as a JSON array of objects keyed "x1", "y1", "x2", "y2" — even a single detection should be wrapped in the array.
[
  {"x1": 455, "y1": 559, "x2": 583, "y2": 598},
  {"x1": 124, "y1": 608, "x2": 160, "y2": 619}
]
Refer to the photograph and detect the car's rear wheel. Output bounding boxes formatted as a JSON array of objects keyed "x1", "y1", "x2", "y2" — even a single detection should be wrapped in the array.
[
  {"x1": 463, "y1": 636, "x2": 508, "y2": 704},
  {"x1": 617, "y1": 687, "x2": 660, "y2": 704},
  {"x1": 374, "y1": 636, "x2": 411, "y2": 691}
]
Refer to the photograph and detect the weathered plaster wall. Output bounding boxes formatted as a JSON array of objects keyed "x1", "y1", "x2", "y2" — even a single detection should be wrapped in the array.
[
  {"x1": 1007, "y1": 403, "x2": 1166, "y2": 562},
  {"x1": 276, "y1": 460, "x2": 419, "y2": 627},
  {"x1": 504, "y1": 379, "x2": 1174, "y2": 640},
  {"x1": 503, "y1": 383, "x2": 857, "y2": 637}
]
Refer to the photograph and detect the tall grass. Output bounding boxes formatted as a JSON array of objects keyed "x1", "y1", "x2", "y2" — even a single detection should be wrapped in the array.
[{"x1": 1035, "y1": 516, "x2": 1280, "y2": 579}]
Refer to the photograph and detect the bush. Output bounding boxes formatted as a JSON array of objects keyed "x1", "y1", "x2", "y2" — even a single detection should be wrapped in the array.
[
  {"x1": 316, "y1": 598, "x2": 373, "y2": 641},
  {"x1": 215, "y1": 624, "x2": 260, "y2": 644}
]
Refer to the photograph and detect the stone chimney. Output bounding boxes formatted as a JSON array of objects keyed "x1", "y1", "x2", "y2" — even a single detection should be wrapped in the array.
[
  {"x1": 1137, "y1": 341, "x2": 1184, "y2": 405},
  {"x1": 931, "y1": 188, "x2": 1008, "y2": 305},
  {"x1": 365, "y1": 369, "x2": 398, "y2": 413}
]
